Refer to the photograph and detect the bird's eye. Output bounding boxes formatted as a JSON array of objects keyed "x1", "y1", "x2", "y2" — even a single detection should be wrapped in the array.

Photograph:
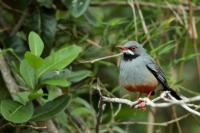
[{"x1": 129, "y1": 47, "x2": 135, "y2": 51}]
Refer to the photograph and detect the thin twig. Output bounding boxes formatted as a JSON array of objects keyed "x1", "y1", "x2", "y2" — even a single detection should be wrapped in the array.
[
  {"x1": 96, "y1": 97, "x2": 104, "y2": 133},
  {"x1": 90, "y1": 1, "x2": 200, "y2": 11},
  {"x1": 96, "y1": 80, "x2": 106, "y2": 133},
  {"x1": 187, "y1": 0, "x2": 200, "y2": 82},
  {"x1": 0, "y1": 49, "x2": 19, "y2": 99},
  {"x1": 0, "y1": 123, "x2": 47, "y2": 130},
  {"x1": 79, "y1": 53, "x2": 122, "y2": 64},
  {"x1": 113, "y1": 113, "x2": 190, "y2": 126}
]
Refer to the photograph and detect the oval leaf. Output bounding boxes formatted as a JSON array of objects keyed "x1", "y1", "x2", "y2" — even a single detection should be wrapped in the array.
[
  {"x1": 28, "y1": 31, "x2": 44, "y2": 57},
  {"x1": 66, "y1": 70, "x2": 92, "y2": 83},
  {"x1": 1, "y1": 100, "x2": 33, "y2": 123},
  {"x1": 42, "y1": 78, "x2": 71, "y2": 87},
  {"x1": 25, "y1": 52, "x2": 44, "y2": 69},
  {"x1": 31, "y1": 94, "x2": 71, "y2": 121},
  {"x1": 37, "y1": 45, "x2": 82, "y2": 78},
  {"x1": 20, "y1": 59, "x2": 36, "y2": 89}
]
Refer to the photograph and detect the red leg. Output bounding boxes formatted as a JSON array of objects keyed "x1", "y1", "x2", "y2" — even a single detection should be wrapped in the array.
[
  {"x1": 147, "y1": 91, "x2": 153, "y2": 98},
  {"x1": 138, "y1": 91, "x2": 153, "y2": 110}
]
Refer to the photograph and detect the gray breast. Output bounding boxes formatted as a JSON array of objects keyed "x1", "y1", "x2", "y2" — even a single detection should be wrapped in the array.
[{"x1": 119, "y1": 56, "x2": 157, "y2": 86}]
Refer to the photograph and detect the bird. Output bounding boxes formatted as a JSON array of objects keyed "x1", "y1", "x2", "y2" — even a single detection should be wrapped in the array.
[{"x1": 117, "y1": 41, "x2": 181, "y2": 101}]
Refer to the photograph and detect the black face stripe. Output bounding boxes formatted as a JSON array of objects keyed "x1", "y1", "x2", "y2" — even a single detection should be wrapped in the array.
[{"x1": 123, "y1": 53, "x2": 139, "y2": 61}]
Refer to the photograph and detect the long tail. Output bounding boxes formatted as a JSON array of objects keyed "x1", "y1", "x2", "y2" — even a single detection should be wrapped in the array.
[{"x1": 167, "y1": 87, "x2": 181, "y2": 100}]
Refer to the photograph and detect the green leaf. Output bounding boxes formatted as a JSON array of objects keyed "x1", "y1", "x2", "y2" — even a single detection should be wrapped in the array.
[
  {"x1": 20, "y1": 59, "x2": 36, "y2": 89},
  {"x1": 72, "y1": 107, "x2": 93, "y2": 117},
  {"x1": 158, "y1": 44, "x2": 175, "y2": 55},
  {"x1": 1, "y1": 100, "x2": 33, "y2": 123},
  {"x1": 25, "y1": 52, "x2": 44, "y2": 69},
  {"x1": 173, "y1": 53, "x2": 200, "y2": 64},
  {"x1": 28, "y1": 31, "x2": 44, "y2": 57},
  {"x1": 72, "y1": 98, "x2": 95, "y2": 117},
  {"x1": 66, "y1": 70, "x2": 92, "y2": 83},
  {"x1": 37, "y1": 45, "x2": 82, "y2": 78},
  {"x1": 31, "y1": 94, "x2": 71, "y2": 121},
  {"x1": 15, "y1": 92, "x2": 30, "y2": 105},
  {"x1": 42, "y1": 78, "x2": 71, "y2": 87},
  {"x1": 62, "y1": 0, "x2": 91, "y2": 17},
  {"x1": 28, "y1": 90, "x2": 47, "y2": 101}
]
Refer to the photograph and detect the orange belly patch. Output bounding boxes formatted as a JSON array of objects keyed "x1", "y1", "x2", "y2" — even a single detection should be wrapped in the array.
[{"x1": 125, "y1": 84, "x2": 157, "y2": 94}]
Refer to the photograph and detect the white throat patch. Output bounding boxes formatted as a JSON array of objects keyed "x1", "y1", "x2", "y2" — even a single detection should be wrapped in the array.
[{"x1": 124, "y1": 50, "x2": 135, "y2": 55}]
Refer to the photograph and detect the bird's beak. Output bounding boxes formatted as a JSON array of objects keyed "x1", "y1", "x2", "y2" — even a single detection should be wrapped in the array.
[
  {"x1": 116, "y1": 46, "x2": 135, "y2": 55},
  {"x1": 116, "y1": 46, "x2": 128, "y2": 51}
]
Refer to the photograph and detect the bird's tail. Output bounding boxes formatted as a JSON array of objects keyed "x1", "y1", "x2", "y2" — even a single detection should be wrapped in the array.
[{"x1": 167, "y1": 87, "x2": 181, "y2": 100}]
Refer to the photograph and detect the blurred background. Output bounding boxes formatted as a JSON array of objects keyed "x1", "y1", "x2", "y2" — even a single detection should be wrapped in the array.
[{"x1": 0, "y1": 0, "x2": 200, "y2": 133}]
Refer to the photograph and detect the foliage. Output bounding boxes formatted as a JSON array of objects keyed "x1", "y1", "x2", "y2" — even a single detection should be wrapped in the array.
[{"x1": 0, "y1": 0, "x2": 200, "y2": 133}]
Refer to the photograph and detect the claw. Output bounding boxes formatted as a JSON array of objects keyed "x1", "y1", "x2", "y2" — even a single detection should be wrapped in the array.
[{"x1": 138, "y1": 101, "x2": 146, "y2": 110}]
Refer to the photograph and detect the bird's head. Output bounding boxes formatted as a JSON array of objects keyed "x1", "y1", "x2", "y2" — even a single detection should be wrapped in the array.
[{"x1": 117, "y1": 41, "x2": 146, "y2": 61}]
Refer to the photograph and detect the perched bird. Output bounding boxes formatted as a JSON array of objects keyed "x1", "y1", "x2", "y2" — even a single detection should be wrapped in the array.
[{"x1": 118, "y1": 41, "x2": 181, "y2": 100}]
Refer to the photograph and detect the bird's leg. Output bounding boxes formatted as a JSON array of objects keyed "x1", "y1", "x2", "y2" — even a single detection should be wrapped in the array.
[
  {"x1": 147, "y1": 91, "x2": 153, "y2": 98},
  {"x1": 138, "y1": 91, "x2": 153, "y2": 109}
]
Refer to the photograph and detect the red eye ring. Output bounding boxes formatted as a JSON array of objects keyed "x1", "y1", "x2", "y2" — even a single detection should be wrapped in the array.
[{"x1": 129, "y1": 47, "x2": 135, "y2": 51}]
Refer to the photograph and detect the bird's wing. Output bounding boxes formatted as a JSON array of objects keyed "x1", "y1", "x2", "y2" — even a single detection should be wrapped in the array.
[
  {"x1": 145, "y1": 59, "x2": 169, "y2": 90},
  {"x1": 145, "y1": 59, "x2": 181, "y2": 99}
]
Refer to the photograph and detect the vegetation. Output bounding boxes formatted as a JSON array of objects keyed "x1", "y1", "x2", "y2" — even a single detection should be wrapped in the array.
[{"x1": 0, "y1": 0, "x2": 200, "y2": 132}]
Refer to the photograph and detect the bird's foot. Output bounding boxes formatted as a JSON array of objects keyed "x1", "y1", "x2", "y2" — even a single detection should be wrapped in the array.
[{"x1": 137, "y1": 101, "x2": 146, "y2": 110}]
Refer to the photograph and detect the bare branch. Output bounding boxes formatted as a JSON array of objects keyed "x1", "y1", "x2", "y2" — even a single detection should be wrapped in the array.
[
  {"x1": 113, "y1": 113, "x2": 190, "y2": 126},
  {"x1": 0, "y1": 49, "x2": 19, "y2": 99},
  {"x1": 0, "y1": 123, "x2": 47, "y2": 130},
  {"x1": 90, "y1": 1, "x2": 200, "y2": 11},
  {"x1": 79, "y1": 53, "x2": 122, "y2": 64}
]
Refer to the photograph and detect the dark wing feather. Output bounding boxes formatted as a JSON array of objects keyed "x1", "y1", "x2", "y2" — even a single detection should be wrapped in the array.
[
  {"x1": 146, "y1": 60, "x2": 181, "y2": 100},
  {"x1": 146, "y1": 61, "x2": 169, "y2": 90}
]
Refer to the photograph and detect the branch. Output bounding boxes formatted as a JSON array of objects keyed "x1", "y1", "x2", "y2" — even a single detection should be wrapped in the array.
[
  {"x1": 95, "y1": 81, "x2": 106, "y2": 133},
  {"x1": 113, "y1": 113, "x2": 190, "y2": 126},
  {"x1": 0, "y1": 123, "x2": 47, "y2": 130},
  {"x1": 95, "y1": 82, "x2": 200, "y2": 131},
  {"x1": 90, "y1": 1, "x2": 200, "y2": 11},
  {"x1": 0, "y1": 49, "x2": 19, "y2": 99},
  {"x1": 79, "y1": 53, "x2": 122, "y2": 64}
]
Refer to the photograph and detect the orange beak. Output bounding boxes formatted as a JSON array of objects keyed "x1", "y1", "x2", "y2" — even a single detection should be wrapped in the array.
[{"x1": 116, "y1": 46, "x2": 128, "y2": 51}]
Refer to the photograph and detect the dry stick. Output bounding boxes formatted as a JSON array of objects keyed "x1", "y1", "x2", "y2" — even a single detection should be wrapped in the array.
[
  {"x1": 188, "y1": 0, "x2": 200, "y2": 82},
  {"x1": 172, "y1": 106, "x2": 183, "y2": 133},
  {"x1": 168, "y1": 93, "x2": 200, "y2": 117},
  {"x1": 79, "y1": 53, "x2": 122, "y2": 64},
  {"x1": 128, "y1": 0, "x2": 138, "y2": 41},
  {"x1": 96, "y1": 97, "x2": 104, "y2": 133},
  {"x1": 113, "y1": 113, "x2": 190, "y2": 126},
  {"x1": 95, "y1": 81, "x2": 106, "y2": 133},
  {"x1": 0, "y1": 49, "x2": 19, "y2": 99},
  {"x1": 0, "y1": 123, "x2": 47, "y2": 130},
  {"x1": 170, "y1": 39, "x2": 183, "y2": 133},
  {"x1": 90, "y1": 1, "x2": 200, "y2": 11}
]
